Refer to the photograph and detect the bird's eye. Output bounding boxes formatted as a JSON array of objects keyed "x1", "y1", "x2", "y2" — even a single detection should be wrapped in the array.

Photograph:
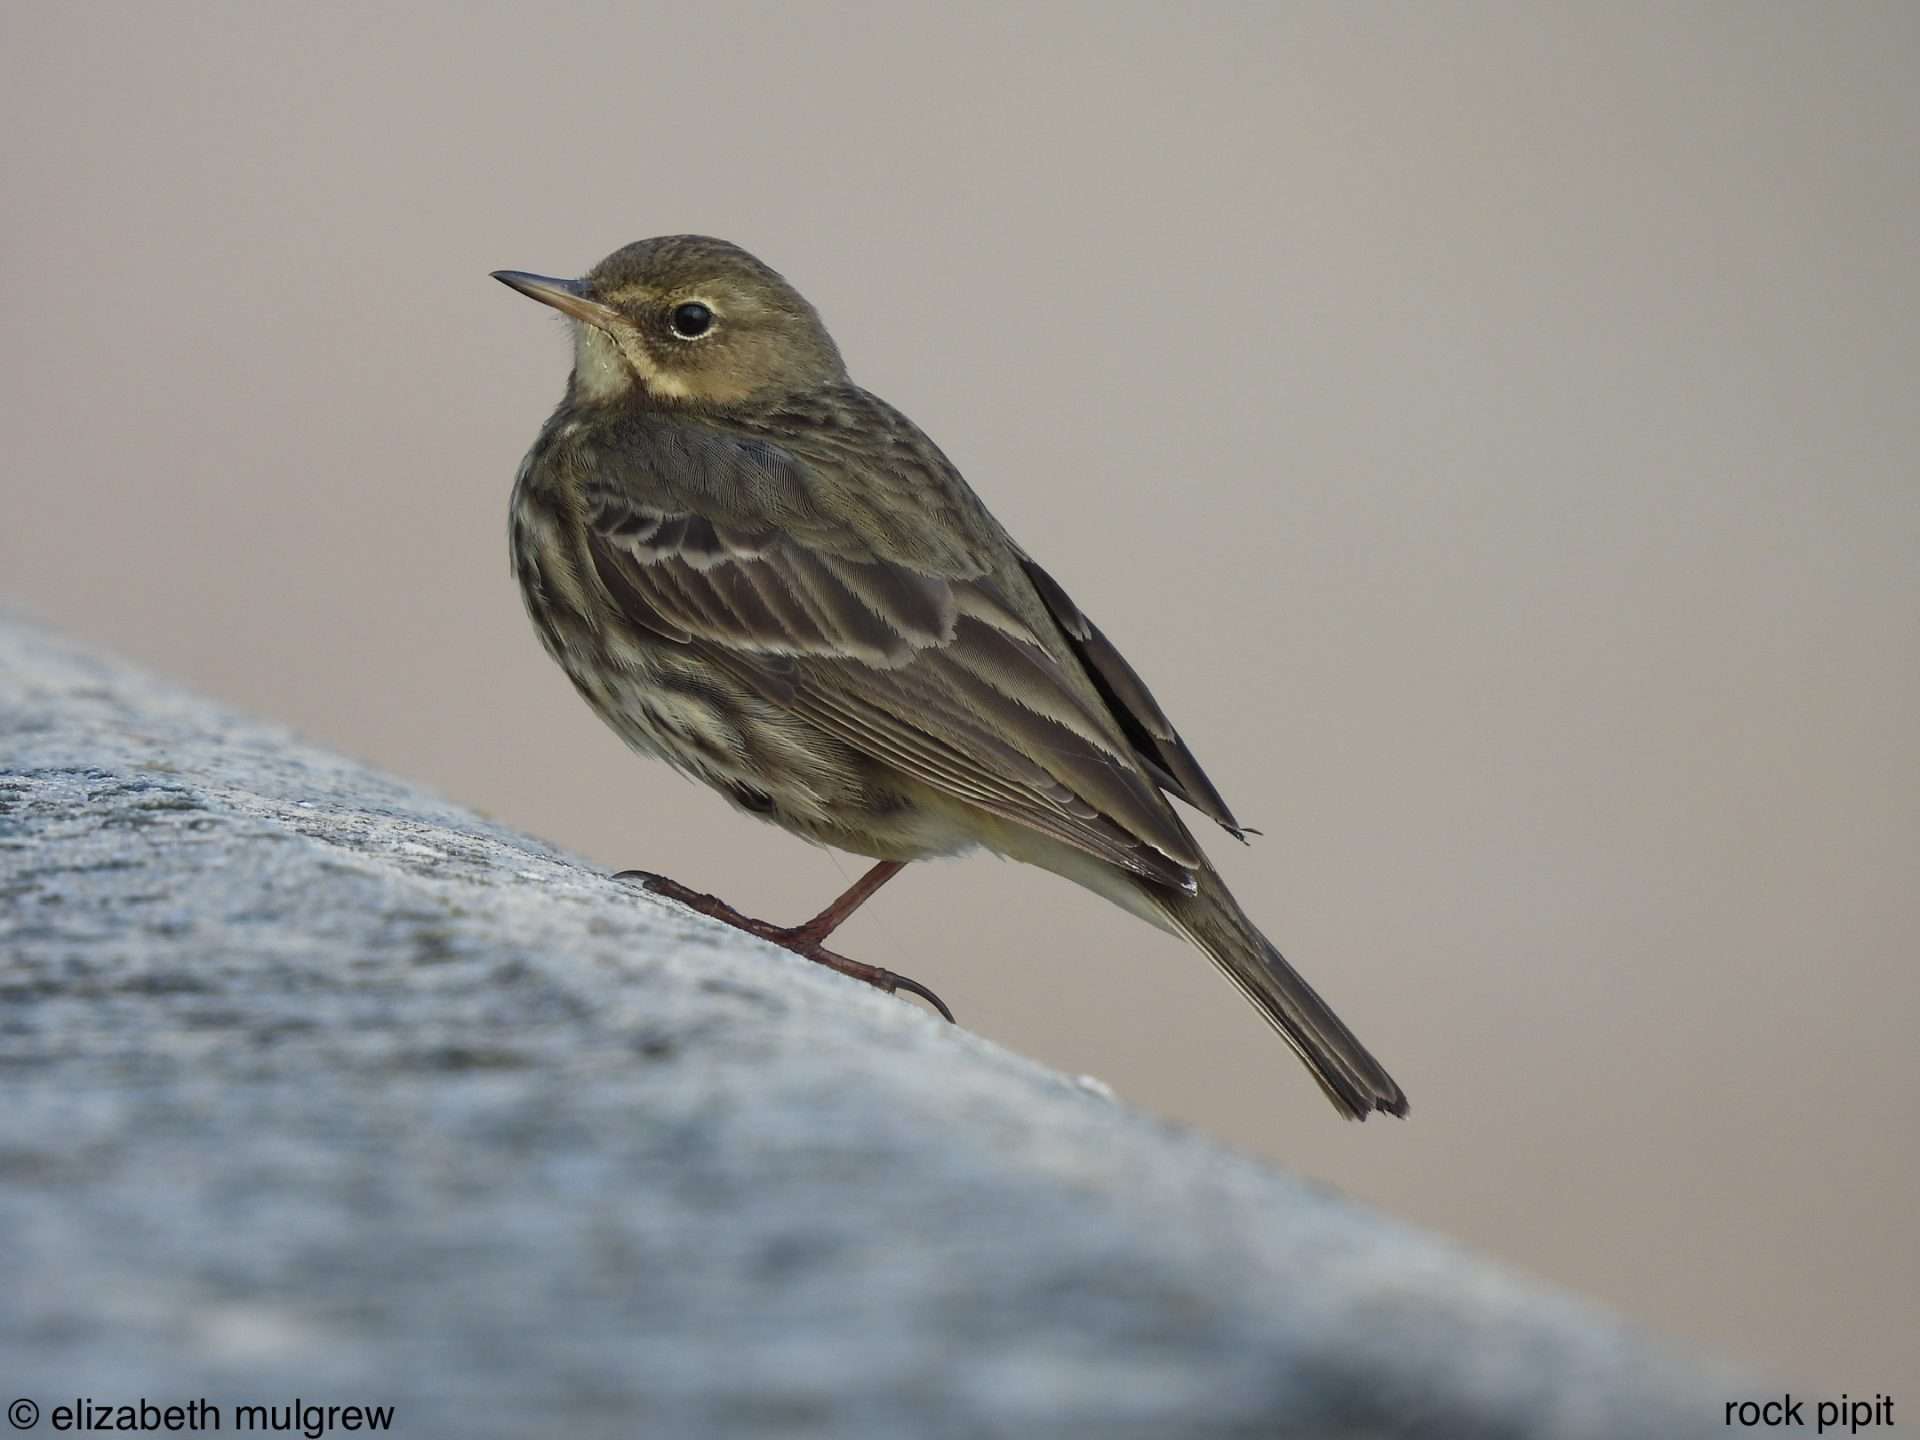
[{"x1": 669, "y1": 302, "x2": 715, "y2": 339}]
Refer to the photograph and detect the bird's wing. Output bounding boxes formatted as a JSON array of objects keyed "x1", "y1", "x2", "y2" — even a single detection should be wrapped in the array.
[
  {"x1": 1015, "y1": 554, "x2": 1244, "y2": 838},
  {"x1": 573, "y1": 409, "x2": 1208, "y2": 888}
]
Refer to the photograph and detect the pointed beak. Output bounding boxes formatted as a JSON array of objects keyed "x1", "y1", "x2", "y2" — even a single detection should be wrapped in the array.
[{"x1": 491, "y1": 271, "x2": 623, "y2": 329}]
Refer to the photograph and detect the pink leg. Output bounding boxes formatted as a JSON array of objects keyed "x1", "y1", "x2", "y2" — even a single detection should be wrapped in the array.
[{"x1": 614, "y1": 861, "x2": 952, "y2": 1021}]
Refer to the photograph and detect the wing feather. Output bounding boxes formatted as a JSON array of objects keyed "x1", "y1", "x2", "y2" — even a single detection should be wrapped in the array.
[
  {"x1": 573, "y1": 406, "x2": 1225, "y2": 886},
  {"x1": 1019, "y1": 555, "x2": 1244, "y2": 837}
]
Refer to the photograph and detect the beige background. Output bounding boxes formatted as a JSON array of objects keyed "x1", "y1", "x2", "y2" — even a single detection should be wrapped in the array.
[{"x1": 4, "y1": 1, "x2": 1915, "y2": 1389}]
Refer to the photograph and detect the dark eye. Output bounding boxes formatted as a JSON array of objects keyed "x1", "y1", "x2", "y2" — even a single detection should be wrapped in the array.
[{"x1": 669, "y1": 302, "x2": 714, "y2": 339}]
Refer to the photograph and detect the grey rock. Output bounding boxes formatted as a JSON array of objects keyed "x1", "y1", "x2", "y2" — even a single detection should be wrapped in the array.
[{"x1": 1, "y1": 617, "x2": 1746, "y2": 1437}]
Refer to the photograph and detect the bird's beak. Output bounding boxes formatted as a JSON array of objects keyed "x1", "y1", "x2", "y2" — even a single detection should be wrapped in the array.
[{"x1": 491, "y1": 271, "x2": 623, "y2": 329}]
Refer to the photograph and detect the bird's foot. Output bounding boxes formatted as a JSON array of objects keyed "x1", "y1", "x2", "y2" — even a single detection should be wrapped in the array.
[{"x1": 614, "y1": 869, "x2": 956, "y2": 1022}]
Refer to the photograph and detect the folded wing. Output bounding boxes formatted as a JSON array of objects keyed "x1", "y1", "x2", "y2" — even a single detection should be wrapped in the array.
[{"x1": 577, "y1": 409, "x2": 1238, "y2": 890}]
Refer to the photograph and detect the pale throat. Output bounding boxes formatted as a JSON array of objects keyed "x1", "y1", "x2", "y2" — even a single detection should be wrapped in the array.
[{"x1": 571, "y1": 324, "x2": 691, "y2": 403}]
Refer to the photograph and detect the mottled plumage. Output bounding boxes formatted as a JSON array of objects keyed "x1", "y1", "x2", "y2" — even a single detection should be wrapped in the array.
[{"x1": 497, "y1": 235, "x2": 1406, "y2": 1119}]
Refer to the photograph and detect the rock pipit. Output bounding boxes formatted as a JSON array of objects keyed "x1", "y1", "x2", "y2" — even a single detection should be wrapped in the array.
[{"x1": 496, "y1": 236, "x2": 1406, "y2": 1118}]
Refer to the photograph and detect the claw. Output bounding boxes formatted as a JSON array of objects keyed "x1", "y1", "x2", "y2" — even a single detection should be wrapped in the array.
[
  {"x1": 881, "y1": 971, "x2": 957, "y2": 1022},
  {"x1": 613, "y1": 868, "x2": 672, "y2": 887}
]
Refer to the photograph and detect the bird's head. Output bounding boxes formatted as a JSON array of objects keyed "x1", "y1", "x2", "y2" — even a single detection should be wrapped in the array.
[{"x1": 493, "y1": 235, "x2": 847, "y2": 408}]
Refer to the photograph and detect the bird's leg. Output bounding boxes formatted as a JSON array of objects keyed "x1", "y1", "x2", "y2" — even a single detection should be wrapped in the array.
[
  {"x1": 783, "y1": 860, "x2": 906, "y2": 946},
  {"x1": 613, "y1": 861, "x2": 953, "y2": 1021}
]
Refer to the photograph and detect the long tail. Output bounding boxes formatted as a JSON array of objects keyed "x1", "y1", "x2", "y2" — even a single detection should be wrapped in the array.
[{"x1": 1142, "y1": 871, "x2": 1408, "y2": 1120}]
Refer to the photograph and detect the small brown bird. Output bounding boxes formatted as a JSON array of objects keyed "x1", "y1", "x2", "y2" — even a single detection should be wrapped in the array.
[{"x1": 495, "y1": 236, "x2": 1406, "y2": 1119}]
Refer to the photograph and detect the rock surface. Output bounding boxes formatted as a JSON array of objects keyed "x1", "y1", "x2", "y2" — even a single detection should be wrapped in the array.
[{"x1": 1, "y1": 616, "x2": 1743, "y2": 1437}]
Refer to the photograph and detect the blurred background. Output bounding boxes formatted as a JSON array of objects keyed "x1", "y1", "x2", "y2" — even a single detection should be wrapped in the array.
[{"x1": 4, "y1": 1, "x2": 1915, "y2": 1389}]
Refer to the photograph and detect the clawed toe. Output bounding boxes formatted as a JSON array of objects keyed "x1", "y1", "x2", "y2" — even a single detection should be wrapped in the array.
[
  {"x1": 880, "y1": 970, "x2": 957, "y2": 1022},
  {"x1": 778, "y1": 939, "x2": 957, "y2": 1024}
]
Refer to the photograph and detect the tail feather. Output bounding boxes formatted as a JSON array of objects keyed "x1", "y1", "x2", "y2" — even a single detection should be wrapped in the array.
[{"x1": 1145, "y1": 873, "x2": 1408, "y2": 1120}]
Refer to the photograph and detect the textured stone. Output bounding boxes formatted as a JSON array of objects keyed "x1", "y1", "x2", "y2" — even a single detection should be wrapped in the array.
[{"x1": 0, "y1": 617, "x2": 1744, "y2": 1437}]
